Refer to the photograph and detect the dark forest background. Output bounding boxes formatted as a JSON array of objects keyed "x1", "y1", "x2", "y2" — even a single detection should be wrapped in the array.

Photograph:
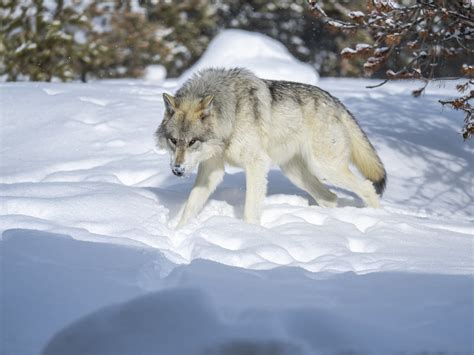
[{"x1": 1, "y1": 0, "x2": 468, "y2": 82}]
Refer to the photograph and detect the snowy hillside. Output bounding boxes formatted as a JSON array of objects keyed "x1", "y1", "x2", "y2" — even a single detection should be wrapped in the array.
[
  {"x1": 1, "y1": 31, "x2": 473, "y2": 355},
  {"x1": 179, "y1": 29, "x2": 319, "y2": 85}
]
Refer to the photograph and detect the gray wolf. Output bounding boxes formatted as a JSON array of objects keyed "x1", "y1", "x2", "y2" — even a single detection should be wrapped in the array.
[{"x1": 155, "y1": 68, "x2": 386, "y2": 226}]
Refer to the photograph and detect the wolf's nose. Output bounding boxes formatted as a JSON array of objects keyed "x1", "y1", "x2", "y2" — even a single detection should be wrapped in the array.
[{"x1": 172, "y1": 164, "x2": 185, "y2": 176}]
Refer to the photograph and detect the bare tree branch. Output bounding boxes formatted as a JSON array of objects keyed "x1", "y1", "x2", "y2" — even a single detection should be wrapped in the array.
[{"x1": 308, "y1": 0, "x2": 474, "y2": 140}]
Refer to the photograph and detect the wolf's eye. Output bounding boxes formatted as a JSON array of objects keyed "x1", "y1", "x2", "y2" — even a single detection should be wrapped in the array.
[
  {"x1": 189, "y1": 139, "x2": 198, "y2": 146},
  {"x1": 168, "y1": 137, "x2": 177, "y2": 146}
]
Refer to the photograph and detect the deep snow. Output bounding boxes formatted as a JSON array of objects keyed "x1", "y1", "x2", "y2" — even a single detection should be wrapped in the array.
[{"x1": 1, "y1": 30, "x2": 473, "y2": 355}]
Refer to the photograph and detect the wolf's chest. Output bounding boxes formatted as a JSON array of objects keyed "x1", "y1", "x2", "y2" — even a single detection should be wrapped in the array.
[
  {"x1": 222, "y1": 137, "x2": 258, "y2": 167},
  {"x1": 223, "y1": 147, "x2": 245, "y2": 167}
]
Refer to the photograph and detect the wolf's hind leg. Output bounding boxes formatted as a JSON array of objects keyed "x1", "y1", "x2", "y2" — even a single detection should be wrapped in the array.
[
  {"x1": 280, "y1": 156, "x2": 337, "y2": 208},
  {"x1": 322, "y1": 166, "x2": 380, "y2": 208},
  {"x1": 177, "y1": 156, "x2": 225, "y2": 227}
]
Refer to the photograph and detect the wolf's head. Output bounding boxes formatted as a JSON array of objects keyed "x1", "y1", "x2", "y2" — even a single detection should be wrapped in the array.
[{"x1": 155, "y1": 93, "x2": 221, "y2": 177}]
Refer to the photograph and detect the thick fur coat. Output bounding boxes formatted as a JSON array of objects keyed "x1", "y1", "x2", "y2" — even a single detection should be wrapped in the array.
[{"x1": 156, "y1": 68, "x2": 386, "y2": 226}]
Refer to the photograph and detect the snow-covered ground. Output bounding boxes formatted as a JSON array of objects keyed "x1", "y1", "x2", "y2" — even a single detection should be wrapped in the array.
[{"x1": 1, "y1": 30, "x2": 473, "y2": 355}]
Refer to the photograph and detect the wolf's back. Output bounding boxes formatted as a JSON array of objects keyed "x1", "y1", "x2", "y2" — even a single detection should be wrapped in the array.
[{"x1": 177, "y1": 67, "x2": 258, "y2": 99}]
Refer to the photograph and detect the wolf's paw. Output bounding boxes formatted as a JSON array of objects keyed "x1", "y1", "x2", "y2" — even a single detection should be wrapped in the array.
[
  {"x1": 175, "y1": 216, "x2": 189, "y2": 229},
  {"x1": 243, "y1": 214, "x2": 261, "y2": 225},
  {"x1": 168, "y1": 217, "x2": 181, "y2": 230},
  {"x1": 367, "y1": 198, "x2": 380, "y2": 209},
  {"x1": 317, "y1": 199, "x2": 338, "y2": 208}
]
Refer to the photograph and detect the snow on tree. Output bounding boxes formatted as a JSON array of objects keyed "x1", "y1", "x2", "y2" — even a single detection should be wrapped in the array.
[
  {"x1": 308, "y1": 0, "x2": 473, "y2": 140},
  {"x1": 80, "y1": 1, "x2": 168, "y2": 80},
  {"x1": 139, "y1": 0, "x2": 219, "y2": 78},
  {"x1": 0, "y1": 0, "x2": 219, "y2": 81},
  {"x1": 0, "y1": 0, "x2": 102, "y2": 81},
  {"x1": 1, "y1": 0, "x2": 372, "y2": 81}
]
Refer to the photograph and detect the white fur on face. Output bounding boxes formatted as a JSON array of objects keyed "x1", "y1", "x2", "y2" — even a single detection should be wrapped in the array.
[
  {"x1": 165, "y1": 143, "x2": 202, "y2": 177},
  {"x1": 167, "y1": 151, "x2": 194, "y2": 177},
  {"x1": 169, "y1": 141, "x2": 222, "y2": 177}
]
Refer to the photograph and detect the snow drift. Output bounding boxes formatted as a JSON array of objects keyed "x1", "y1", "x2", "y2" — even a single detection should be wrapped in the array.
[
  {"x1": 2, "y1": 77, "x2": 472, "y2": 355},
  {"x1": 180, "y1": 29, "x2": 319, "y2": 84}
]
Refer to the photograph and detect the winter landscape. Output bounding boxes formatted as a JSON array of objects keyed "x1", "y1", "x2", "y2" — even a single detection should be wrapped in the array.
[{"x1": 1, "y1": 28, "x2": 473, "y2": 355}]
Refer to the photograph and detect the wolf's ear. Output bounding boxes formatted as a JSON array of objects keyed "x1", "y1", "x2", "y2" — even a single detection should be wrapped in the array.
[
  {"x1": 200, "y1": 95, "x2": 214, "y2": 118},
  {"x1": 163, "y1": 93, "x2": 176, "y2": 115}
]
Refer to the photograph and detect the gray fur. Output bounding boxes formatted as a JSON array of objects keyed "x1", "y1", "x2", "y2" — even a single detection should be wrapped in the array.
[
  {"x1": 155, "y1": 68, "x2": 387, "y2": 226},
  {"x1": 264, "y1": 78, "x2": 386, "y2": 195}
]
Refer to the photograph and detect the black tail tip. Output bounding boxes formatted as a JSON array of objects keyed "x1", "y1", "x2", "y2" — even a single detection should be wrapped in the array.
[{"x1": 373, "y1": 175, "x2": 387, "y2": 196}]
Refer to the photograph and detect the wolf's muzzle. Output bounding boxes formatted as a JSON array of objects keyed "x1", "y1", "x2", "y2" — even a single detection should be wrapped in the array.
[{"x1": 172, "y1": 164, "x2": 185, "y2": 177}]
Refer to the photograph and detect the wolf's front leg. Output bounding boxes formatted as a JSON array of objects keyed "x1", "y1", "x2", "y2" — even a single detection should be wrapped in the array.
[
  {"x1": 177, "y1": 156, "x2": 225, "y2": 227},
  {"x1": 243, "y1": 163, "x2": 269, "y2": 224}
]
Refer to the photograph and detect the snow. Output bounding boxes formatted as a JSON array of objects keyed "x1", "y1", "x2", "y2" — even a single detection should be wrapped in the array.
[
  {"x1": 14, "y1": 42, "x2": 37, "y2": 53},
  {"x1": 373, "y1": 0, "x2": 400, "y2": 9},
  {"x1": 341, "y1": 47, "x2": 357, "y2": 55},
  {"x1": 349, "y1": 11, "x2": 365, "y2": 18},
  {"x1": 355, "y1": 43, "x2": 372, "y2": 51},
  {"x1": 179, "y1": 29, "x2": 319, "y2": 85},
  {"x1": 1, "y1": 36, "x2": 473, "y2": 355},
  {"x1": 144, "y1": 65, "x2": 167, "y2": 82}
]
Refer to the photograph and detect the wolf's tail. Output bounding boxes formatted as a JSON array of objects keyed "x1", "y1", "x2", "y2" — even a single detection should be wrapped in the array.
[{"x1": 343, "y1": 112, "x2": 386, "y2": 196}]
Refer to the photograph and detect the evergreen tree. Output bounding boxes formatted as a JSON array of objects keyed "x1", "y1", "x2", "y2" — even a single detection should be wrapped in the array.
[
  {"x1": 140, "y1": 0, "x2": 218, "y2": 77},
  {"x1": 2, "y1": 0, "x2": 468, "y2": 100},
  {"x1": 0, "y1": 0, "x2": 101, "y2": 81},
  {"x1": 80, "y1": 1, "x2": 166, "y2": 80}
]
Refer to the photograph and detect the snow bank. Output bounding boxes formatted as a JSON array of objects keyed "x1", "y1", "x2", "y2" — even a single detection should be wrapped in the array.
[
  {"x1": 1, "y1": 76, "x2": 473, "y2": 354},
  {"x1": 5, "y1": 230, "x2": 473, "y2": 355},
  {"x1": 180, "y1": 29, "x2": 319, "y2": 84},
  {"x1": 144, "y1": 64, "x2": 167, "y2": 82}
]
